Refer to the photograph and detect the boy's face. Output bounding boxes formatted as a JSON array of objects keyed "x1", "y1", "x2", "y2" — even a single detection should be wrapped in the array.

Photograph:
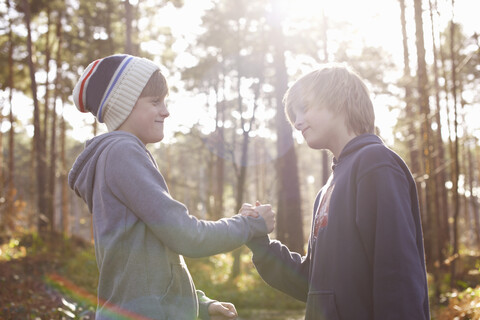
[
  {"x1": 293, "y1": 102, "x2": 347, "y2": 151},
  {"x1": 118, "y1": 96, "x2": 169, "y2": 144}
]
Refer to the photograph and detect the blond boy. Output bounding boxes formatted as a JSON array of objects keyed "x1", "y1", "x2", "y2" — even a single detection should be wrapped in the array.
[{"x1": 246, "y1": 64, "x2": 430, "y2": 319}]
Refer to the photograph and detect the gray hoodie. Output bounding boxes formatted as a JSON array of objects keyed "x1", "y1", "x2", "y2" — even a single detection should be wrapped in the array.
[{"x1": 69, "y1": 131, "x2": 269, "y2": 320}]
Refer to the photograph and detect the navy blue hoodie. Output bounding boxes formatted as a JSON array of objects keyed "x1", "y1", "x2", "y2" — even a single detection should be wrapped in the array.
[{"x1": 247, "y1": 134, "x2": 430, "y2": 320}]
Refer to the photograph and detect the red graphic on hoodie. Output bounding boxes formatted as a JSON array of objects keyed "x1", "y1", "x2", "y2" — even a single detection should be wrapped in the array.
[{"x1": 313, "y1": 184, "x2": 335, "y2": 239}]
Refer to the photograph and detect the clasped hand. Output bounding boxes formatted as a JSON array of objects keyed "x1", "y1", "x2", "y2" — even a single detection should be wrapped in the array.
[{"x1": 239, "y1": 201, "x2": 276, "y2": 233}]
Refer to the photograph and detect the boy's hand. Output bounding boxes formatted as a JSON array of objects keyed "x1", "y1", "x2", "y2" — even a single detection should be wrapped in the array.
[
  {"x1": 239, "y1": 203, "x2": 258, "y2": 217},
  {"x1": 208, "y1": 301, "x2": 238, "y2": 319},
  {"x1": 240, "y1": 201, "x2": 276, "y2": 233},
  {"x1": 254, "y1": 202, "x2": 276, "y2": 233}
]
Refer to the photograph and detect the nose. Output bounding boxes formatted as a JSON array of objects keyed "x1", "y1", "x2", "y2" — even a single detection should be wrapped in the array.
[
  {"x1": 294, "y1": 113, "x2": 304, "y2": 131},
  {"x1": 160, "y1": 103, "x2": 170, "y2": 118}
]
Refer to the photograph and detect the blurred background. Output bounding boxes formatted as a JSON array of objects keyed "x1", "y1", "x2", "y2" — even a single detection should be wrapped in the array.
[{"x1": 0, "y1": 0, "x2": 479, "y2": 318}]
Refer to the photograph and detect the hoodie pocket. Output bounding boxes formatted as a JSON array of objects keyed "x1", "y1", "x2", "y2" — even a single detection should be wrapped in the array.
[
  {"x1": 305, "y1": 291, "x2": 340, "y2": 320},
  {"x1": 161, "y1": 258, "x2": 197, "y2": 319}
]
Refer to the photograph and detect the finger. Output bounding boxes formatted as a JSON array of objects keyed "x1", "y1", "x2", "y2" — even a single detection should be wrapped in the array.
[
  {"x1": 216, "y1": 304, "x2": 236, "y2": 318},
  {"x1": 222, "y1": 302, "x2": 238, "y2": 316},
  {"x1": 242, "y1": 210, "x2": 259, "y2": 218},
  {"x1": 240, "y1": 208, "x2": 256, "y2": 213},
  {"x1": 241, "y1": 203, "x2": 254, "y2": 209},
  {"x1": 255, "y1": 200, "x2": 261, "y2": 206}
]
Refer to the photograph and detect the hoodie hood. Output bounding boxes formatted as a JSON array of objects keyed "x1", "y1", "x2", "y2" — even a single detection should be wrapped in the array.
[
  {"x1": 332, "y1": 134, "x2": 384, "y2": 170},
  {"x1": 68, "y1": 131, "x2": 144, "y2": 213}
]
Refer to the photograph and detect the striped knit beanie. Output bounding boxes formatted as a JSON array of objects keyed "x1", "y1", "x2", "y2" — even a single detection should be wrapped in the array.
[{"x1": 73, "y1": 54, "x2": 159, "y2": 131}]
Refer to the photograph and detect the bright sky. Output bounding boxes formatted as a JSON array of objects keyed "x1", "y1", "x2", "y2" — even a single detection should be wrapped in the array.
[{"x1": 2, "y1": 0, "x2": 479, "y2": 145}]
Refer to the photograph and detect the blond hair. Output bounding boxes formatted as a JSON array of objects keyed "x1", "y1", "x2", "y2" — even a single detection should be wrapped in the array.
[{"x1": 284, "y1": 64, "x2": 375, "y2": 135}]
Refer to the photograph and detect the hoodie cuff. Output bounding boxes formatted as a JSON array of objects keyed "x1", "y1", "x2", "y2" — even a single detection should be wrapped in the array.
[
  {"x1": 197, "y1": 290, "x2": 217, "y2": 320},
  {"x1": 246, "y1": 235, "x2": 270, "y2": 253}
]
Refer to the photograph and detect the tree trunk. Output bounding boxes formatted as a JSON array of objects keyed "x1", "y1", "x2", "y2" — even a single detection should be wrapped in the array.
[
  {"x1": 466, "y1": 142, "x2": 479, "y2": 246},
  {"x1": 270, "y1": 0, "x2": 304, "y2": 255},
  {"x1": 230, "y1": 59, "x2": 247, "y2": 279},
  {"x1": 6, "y1": 0, "x2": 15, "y2": 233},
  {"x1": 0, "y1": 98, "x2": 3, "y2": 228},
  {"x1": 44, "y1": 5, "x2": 55, "y2": 232},
  {"x1": 23, "y1": 0, "x2": 48, "y2": 235},
  {"x1": 43, "y1": 5, "x2": 51, "y2": 153},
  {"x1": 449, "y1": 0, "x2": 460, "y2": 286},
  {"x1": 231, "y1": 41, "x2": 257, "y2": 278},
  {"x1": 429, "y1": 0, "x2": 450, "y2": 264},
  {"x1": 231, "y1": 37, "x2": 266, "y2": 278},
  {"x1": 473, "y1": 144, "x2": 480, "y2": 247},
  {"x1": 438, "y1": 17, "x2": 454, "y2": 257},
  {"x1": 49, "y1": 13, "x2": 63, "y2": 233},
  {"x1": 60, "y1": 107, "x2": 69, "y2": 236},
  {"x1": 214, "y1": 97, "x2": 225, "y2": 220},
  {"x1": 399, "y1": 0, "x2": 419, "y2": 173},
  {"x1": 125, "y1": 0, "x2": 133, "y2": 54},
  {"x1": 414, "y1": 0, "x2": 438, "y2": 270},
  {"x1": 106, "y1": 0, "x2": 115, "y2": 53}
]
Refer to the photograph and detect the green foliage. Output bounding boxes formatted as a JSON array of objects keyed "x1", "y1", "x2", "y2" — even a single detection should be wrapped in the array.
[
  {"x1": 5, "y1": 232, "x2": 480, "y2": 319},
  {"x1": 0, "y1": 233, "x2": 95, "y2": 319},
  {"x1": 59, "y1": 242, "x2": 98, "y2": 296},
  {"x1": 435, "y1": 286, "x2": 480, "y2": 320},
  {"x1": 0, "y1": 238, "x2": 26, "y2": 261},
  {"x1": 186, "y1": 252, "x2": 305, "y2": 310}
]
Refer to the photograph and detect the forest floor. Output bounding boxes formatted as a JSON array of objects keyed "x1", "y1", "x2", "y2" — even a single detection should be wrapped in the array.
[
  {"x1": 1, "y1": 234, "x2": 480, "y2": 320},
  {"x1": 0, "y1": 252, "x2": 95, "y2": 319},
  {"x1": 0, "y1": 234, "x2": 96, "y2": 319}
]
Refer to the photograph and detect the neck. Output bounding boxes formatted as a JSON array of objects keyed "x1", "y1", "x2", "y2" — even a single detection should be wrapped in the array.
[{"x1": 330, "y1": 131, "x2": 358, "y2": 159}]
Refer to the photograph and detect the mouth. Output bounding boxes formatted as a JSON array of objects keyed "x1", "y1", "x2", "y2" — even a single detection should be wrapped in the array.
[
  {"x1": 301, "y1": 128, "x2": 309, "y2": 135},
  {"x1": 154, "y1": 120, "x2": 164, "y2": 123}
]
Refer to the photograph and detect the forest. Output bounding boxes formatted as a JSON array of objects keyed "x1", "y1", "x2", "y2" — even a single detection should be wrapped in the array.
[{"x1": 0, "y1": 0, "x2": 480, "y2": 319}]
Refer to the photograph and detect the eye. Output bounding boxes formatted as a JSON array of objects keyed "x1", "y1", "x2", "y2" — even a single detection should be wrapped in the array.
[
  {"x1": 151, "y1": 98, "x2": 162, "y2": 105},
  {"x1": 294, "y1": 103, "x2": 307, "y2": 115}
]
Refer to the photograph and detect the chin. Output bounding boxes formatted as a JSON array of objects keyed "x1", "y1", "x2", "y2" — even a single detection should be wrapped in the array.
[{"x1": 306, "y1": 140, "x2": 321, "y2": 149}]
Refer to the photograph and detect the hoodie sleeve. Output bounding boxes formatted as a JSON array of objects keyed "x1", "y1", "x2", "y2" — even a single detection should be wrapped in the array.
[
  {"x1": 246, "y1": 235, "x2": 310, "y2": 302},
  {"x1": 355, "y1": 160, "x2": 429, "y2": 320},
  {"x1": 104, "y1": 139, "x2": 269, "y2": 258},
  {"x1": 245, "y1": 192, "x2": 323, "y2": 302},
  {"x1": 197, "y1": 290, "x2": 216, "y2": 320}
]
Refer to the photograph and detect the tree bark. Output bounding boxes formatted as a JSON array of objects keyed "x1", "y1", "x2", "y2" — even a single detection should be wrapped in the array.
[
  {"x1": 399, "y1": 0, "x2": 422, "y2": 181},
  {"x1": 125, "y1": 0, "x2": 133, "y2": 54},
  {"x1": 106, "y1": 0, "x2": 115, "y2": 53},
  {"x1": 231, "y1": 40, "x2": 262, "y2": 278},
  {"x1": 414, "y1": 0, "x2": 438, "y2": 269},
  {"x1": 429, "y1": 0, "x2": 450, "y2": 264},
  {"x1": 44, "y1": 4, "x2": 54, "y2": 232},
  {"x1": 6, "y1": 0, "x2": 16, "y2": 233},
  {"x1": 449, "y1": 0, "x2": 460, "y2": 285},
  {"x1": 0, "y1": 97, "x2": 3, "y2": 227},
  {"x1": 48, "y1": 12, "x2": 63, "y2": 233},
  {"x1": 23, "y1": 0, "x2": 48, "y2": 235},
  {"x1": 60, "y1": 108, "x2": 69, "y2": 236},
  {"x1": 270, "y1": 0, "x2": 304, "y2": 254},
  {"x1": 473, "y1": 143, "x2": 480, "y2": 247},
  {"x1": 214, "y1": 89, "x2": 225, "y2": 221},
  {"x1": 438, "y1": 17, "x2": 455, "y2": 258}
]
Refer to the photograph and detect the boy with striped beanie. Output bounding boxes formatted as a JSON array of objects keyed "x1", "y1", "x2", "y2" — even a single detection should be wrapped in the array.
[
  {"x1": 73, "y1": 54, "x2": 159, "y2": 131},
  {"x1": 69, "y1": 54, "x2": 276, "y2": 319}
]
